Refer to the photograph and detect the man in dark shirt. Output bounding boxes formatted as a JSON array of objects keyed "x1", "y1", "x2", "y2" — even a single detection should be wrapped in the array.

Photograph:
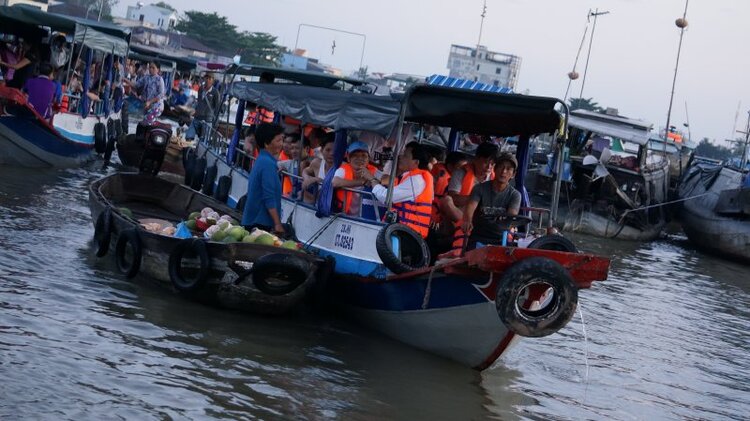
[
  {"x1": 186, "y1": 72, "x2": 220, "y2": 140},
  {"x1": 23, "y1": 62, "x2": 56, "y2": 119},
  {"x1": 462, "y1": 152, "x2": 522, "y2": 248},
  {"x1": 241, "y1": 123, "x2": 286, "y2": 235}
]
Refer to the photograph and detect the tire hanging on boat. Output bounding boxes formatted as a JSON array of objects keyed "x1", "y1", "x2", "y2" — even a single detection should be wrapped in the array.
[
  {"x1": 236, "y1": 194, "x2": 247, "y2": 211},
  {"x1": 190, "y1": 156, "x2": 207, "y2": 191},
  {"x1": 102, "y1": 136, "x2": 116, "y2": 168},
  {"x1": 252, "y1": 253, "x2": 309, "y2": 296},
  {"x1": 114, "y1": 228, "x2": 142, "y2": 279},
  {"x1": 495, "y1": 256, "x2": 578, "y2": 338},
  {"x1": 375, "y1": 223, "x2": 430, "y2": 274},
  {"x1": 120, "y1": 106, "x2": 129, "y2": 135},
  {"x1": 94, "y1": 207, "x2": 112, "y2": 257},
  {"x1": 214, "y1": 175, "x2": 232, "y2": 204},
  {"x1": 183, "y1": 148, "x2": 195, "y2": 186},
  {"x1": 527, "y1": 235, "x2": 578, "y2": 253},
  {"x1": 168, "y1": 238, "x2": 211, "y2": 294},
  {"x1": 201, "y1": 165, "x2": 218, "y2": 196},
  {"x1": 94, "y1": 122, "x2": 107, "y2": 154}
]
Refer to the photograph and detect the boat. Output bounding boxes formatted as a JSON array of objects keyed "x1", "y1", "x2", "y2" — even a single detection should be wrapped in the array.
[
  {"x1": 192, "y1": 76, "x2": 611, "y2": 369},
  {"x1": 0, "y1": 5, "x2": 130, "y2": 168},
  {"x1": 88, "y1": 172, "x2": 329, "y2": 315},
  {"x1": 560, "y1": 109, "x2": 670, "y2": 240}
]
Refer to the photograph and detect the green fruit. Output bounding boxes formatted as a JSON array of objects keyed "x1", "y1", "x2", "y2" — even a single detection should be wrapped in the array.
[
  {"x1": 185, "y1": 220, "x2": 197, "y2": 230},
  {"x1": 254, "y1": 233, "x2": 275, "y2": 246},
  {"x1": 229, "y1": 218, "x2": 240, "y2": 226},
  {"x1": 222, "y1": 235, "x2": 235, "y2": 243},
  {"x1": 242, "y1": 235, "x2": 253, "y2": 243},
  {"x1": 229, "y1": 226, "x2": 246, "y2": 241},
  {"x1": 281, "y1": 240, "x2": 299, "y2": 250},
  {"x1": 210, "y1": 230, "x2": 227, "y2": 242},
  {"x1": 188, "y1": 211, "x2": 201, "y2": 221},
  {"x1": 119, "y1": 207, "x2": 133, "y2": 218}
]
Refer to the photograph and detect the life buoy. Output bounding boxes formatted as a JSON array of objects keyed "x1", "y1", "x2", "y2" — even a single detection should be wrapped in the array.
[
  {"x1": 527, "y1": 235, "x2": 578, "y2": 253},
  {"x1": 375, "y1": 223, "x2": 430, "y2": 274},
  {"x1": 94, "y1": 207, "x2": 112, "y2": 257},
  {"x1": 168, "y1": 238, "x2": 211, "y2": 294},
  {"x1": 94, "y1": 122, "x2": 107, "y2": 154},
  {"x1": 115, "y1": 228, "x2": 142, "y2": 278},
  {"x1": 236, "y1": 194, "x2": 247, "y2": 211},
  {"x1": 190, "y1": 157, "x2": 207, "y2": 191},
  {"x1": 495, "y1": 256, "x2": 578, "y2": 338},
  {"x1": 213, "y1": 175, "x2": 231, "y2": 203},
  {"x1": 252, "y1": 253, "x2": 309, "y2": 296},
  {"x1": 201, "y1": 165, "x2": 218, "y2": 196}
]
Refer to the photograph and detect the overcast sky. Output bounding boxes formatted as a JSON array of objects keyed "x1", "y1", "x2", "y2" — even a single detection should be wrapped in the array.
[{"x1": 116, "y1": 0, "x2": 750, "y2": 144}]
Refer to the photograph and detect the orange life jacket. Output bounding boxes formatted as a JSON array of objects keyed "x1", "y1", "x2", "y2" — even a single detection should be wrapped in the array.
[
  {"x1": 452, "y1": 166, "x2": 485, "y2": 250},
  {"x1": 430, "y1": 163, "x2": 451, "y2": 224},
  {"x1": 282, "y1": 162, "x2": 298, "y2": 197},
  {"x1": 392, "y1": 169, "x2": 435, "y2": 238},
  {"x1": 59, "y1": 86, "x2": 69, "y2": 113},
  {"x1": 244, "y1": 106, "x2": 274, "y2": 125},
  {"x1": 334, "y1": 162, "x2": 376, "y2": 214}
]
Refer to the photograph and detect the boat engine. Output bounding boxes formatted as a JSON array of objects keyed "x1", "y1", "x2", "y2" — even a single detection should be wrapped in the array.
[{"x1": 115, "y1": 122, "x2": 173, "y2": 175}]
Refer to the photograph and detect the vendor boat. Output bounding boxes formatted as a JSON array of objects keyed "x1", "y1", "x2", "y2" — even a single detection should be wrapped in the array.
[
  {"x1": 187, "y1": 76, "x2": 611, "y2": 369},
  {"x1": 0, "y1": 6, "x2": 130, "y2": 168},
  {"x1": 88, "y1": 172, "x2": 329, "y2": 315}
]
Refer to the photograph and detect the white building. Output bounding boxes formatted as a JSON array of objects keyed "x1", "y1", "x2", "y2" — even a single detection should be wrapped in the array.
[
  {"x1": 125, "y1": 3, "x2": 177, "y2": 31},
  {"x1": 446, "y1": 44, "x2": 521, "y2": 90}
]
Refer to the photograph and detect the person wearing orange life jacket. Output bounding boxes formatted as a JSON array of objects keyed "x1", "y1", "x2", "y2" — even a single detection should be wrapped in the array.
[
  {"x1": 333, "y1": 141, "x2": 379, "y2": 215},
  {"x1": 444, "y1": 142, "x2": 499, "y2": 251},
  {"x1": 278, "y1": 134, "x2": 311, "y2": 198},
  {"x1": 370, "y1": 142, "x2": 434, "y2": 238},
  {"x1": 428, "y1": 151, "x2": 469, "y2": 253}
]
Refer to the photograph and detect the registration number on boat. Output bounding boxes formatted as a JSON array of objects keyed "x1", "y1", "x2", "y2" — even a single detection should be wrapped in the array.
[{"x1": 334, "y1": 224, "x2": 355, "y2": 250}]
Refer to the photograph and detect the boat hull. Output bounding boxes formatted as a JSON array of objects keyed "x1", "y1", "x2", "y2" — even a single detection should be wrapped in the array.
[
  {"x1": 563, "y1": 200, "x2": 665, "y2": 241},
  {"x1": 0, "y1": 114, "x2": 94, "y2": 167}
]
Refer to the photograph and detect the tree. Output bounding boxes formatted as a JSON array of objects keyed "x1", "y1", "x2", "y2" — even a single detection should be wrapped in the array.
[
  {"x1": 694, "y1": 138, "x2": 733, "y2": 160},
  {"x1": 65, "y1": 0, "x2": 119, "y2": 21},
  {"x1": 569, "y1": 97, "x2": 602, "y2": 112},
  {"x1": 152, "y1": 1, "x2": 175, "y2": 11},
  {"x1": 236, "y1": 32, "x2": 284, "y2": 66}
]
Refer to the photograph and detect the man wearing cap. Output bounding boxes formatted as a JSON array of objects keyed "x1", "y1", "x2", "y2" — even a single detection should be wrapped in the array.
[
  {"x1": 461, "y1": 152, "x2": 522, "y2": 249},
  {"x1": 186, "y1": 72, "x2": 219, "y2": 141},
  {"x1": 333, "y1": 141, "x2": 379, "y2": 215}
]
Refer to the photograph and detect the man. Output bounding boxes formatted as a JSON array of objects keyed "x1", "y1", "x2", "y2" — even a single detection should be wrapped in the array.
[
  {"x1": 23, "y1": 62, "x2": 56, "y2": 119},
  {"x1": 462, "y1": 152, "x2": 522, "y2": 249},
  {"x1": 241, "y1": 123, "x2": 286, "y2": 235},
  {"x1": 444, "y1": 142, "x2": 499, "y2": 250},
  {"x1": 186, "y1": 72, "x2": 220, "y2": 141},
  {"x1": 278, "y1": 134, "x2": 309, "y2": 198},
  {"x1": 371, "y1": 142, "x2": 434, "y2": 238},
  {"x1": 333, "y1": 141, "x2": 379, "y2": 216}
]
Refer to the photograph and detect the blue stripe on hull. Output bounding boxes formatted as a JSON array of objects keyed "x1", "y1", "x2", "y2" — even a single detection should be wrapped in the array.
[{"x1": 0, "y1": 116, "x2": 92, "y2": 157}]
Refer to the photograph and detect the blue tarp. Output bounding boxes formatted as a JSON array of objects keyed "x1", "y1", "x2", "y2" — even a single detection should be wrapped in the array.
[{"x1": 426, "y1": 74, "x2": 513, "y2": 94}]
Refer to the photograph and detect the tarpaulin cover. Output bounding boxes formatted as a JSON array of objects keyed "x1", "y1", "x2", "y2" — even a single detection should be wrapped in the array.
[
  {"x1": 74, "y1": 24, "x2": 129, "y2": 56},
  {"x1": 569, "y1": 110, "x2": 652, "y2": 146},
  {"x1": 225, "y1": 64, "x2": 364, "y2": 88},
  {"x1": 403, "y1": 84, "x2": 562, "y2": 137},
  {"x1": 229, "y1": 82, "x2": 401, "y2": 137},
  {"x1": 0, "y1": 5, "x2": 130, "y2": 39}
]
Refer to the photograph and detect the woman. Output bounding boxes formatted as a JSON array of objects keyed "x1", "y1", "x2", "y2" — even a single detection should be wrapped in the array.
[
  {"x1": 123, "y1": 61, "x2": 165, "y2": 125},
  {"x1": 0, "y1": 40, "x2": 38, "y2": 89},
  {"x1": 301, "y1": 133, "x2": 335, "y2": 203}
]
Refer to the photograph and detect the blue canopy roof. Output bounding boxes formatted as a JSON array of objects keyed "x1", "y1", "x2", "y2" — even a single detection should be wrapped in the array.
[{"x1": 426, "y1": 74, "x2": 513, "y2": 94}]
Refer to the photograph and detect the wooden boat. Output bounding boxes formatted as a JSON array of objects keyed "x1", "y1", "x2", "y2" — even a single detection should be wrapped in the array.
[
  {"x1": 88, "y1": 172, "x2": 329, "y2": 315},
  {"x1": 192, "y1": 79, "x2": 612, "y2": 369}
]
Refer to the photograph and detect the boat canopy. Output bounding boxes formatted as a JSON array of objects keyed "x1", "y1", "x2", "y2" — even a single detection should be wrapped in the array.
[
  {"x1": 569, "y1": 110, "x2": 652, "y2": 146},
  {"x1": 127, "y1": 52, "x2": 176, "y2": 72},
  {"x1": 129, "y1": 44, "x2": 197, "y2": 72},
  {"x1": 0, "y1": 4, "x2": 130, "y2": 40},
  {"x1": 229, "y1": 82, "x2": 400, "y2": 136},
  {"x1": 401, "y1": 84, "x2": 561, "y2": 137},
  {"x1": 74, "y1": 24, "x2": 128, "y2": 56},
  {"x1": 225, "y1": 64, "x2": 365, "y2": 89}
]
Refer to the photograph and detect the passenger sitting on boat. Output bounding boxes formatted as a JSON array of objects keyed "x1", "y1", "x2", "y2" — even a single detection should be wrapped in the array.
[
  {"x1": 445, "y1": 142, "x2": 499, "y2": 250},
  {"x1": 371, "y1": 142, "x2": 435, "y2": 238},
  {"x1": 123, "y1": 61, "x2": 165, "y2": 125},
  {"x1": 333, "y1": 141, "x2": 379, "y2": 216},
  {"x1": 241, "y1": 123, "x2": 286, "y2": 235},
  {"x1": 22, "y1": 62, "x2": 56, "y2": 120},
  {"x1": 0, "y1": 39, "x2": 39, "y2": 90},
  {"x1": 278, "y1": 134, "x2": 308, "y2": 198},
  {"x1": 461, "y1": 152, "x2": 521, "y2": 250},
  {"x1": 429, "y1": 151, "x2": 469, "y2": 249},
  {"x1": 301, "y1": 132, "x2": 336, "y2": 203}
]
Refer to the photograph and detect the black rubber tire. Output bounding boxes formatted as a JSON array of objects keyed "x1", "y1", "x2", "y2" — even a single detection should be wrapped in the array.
[
  {"x1": 236, "y1": 194, "x2": 247, "y2": 211},
  {"x1": 183, "y1": 149, "x2": 196, "y2": 186},
  {"x1": 252, "y1": 253, "x2": 309, "y2": 296},
  {"x1": 375, "y1": 223, "x2": 430, "y2": 274},
  {"x1": 190, "y1": 157, "x2": 207, "y2": 191},
  {"x1": 168, "y1": 238, "x2": 211, "y2": 294},
  {"x1": 102, "y1": 136, "x2": 116, "y2": 168},
  {"x1": 94, "y1": 122, "x2": 107, "y2": 154},
  {"x1": 201, "y1": 165, "x2": 218, "y2": 196},
  {"x1": 527, "y1": 235, "x2": 578, "y2": 253},
  {"x1": 114, "y1": 228, "x2": 142, "y2": 279},
  {"x1": 121, "y1": 106, "x2": 129, "y2": 135},
  {"x1": 496, "y1": 257, "x2": 578, "y2": 338},
  {"x1": 213, "y1": 175, "x2": 231, "y2": 203},
  {"x1": 94, "y1": 207, "x2": 112, "y2": 257},
  {"x1": 113, "y1": 117, "x2": 123, "y2": 139}
]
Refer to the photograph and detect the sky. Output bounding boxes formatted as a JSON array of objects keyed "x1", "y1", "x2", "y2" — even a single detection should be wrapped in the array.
[{"x1": 114, "y1": 0, "x2": 750, "y2": 145}]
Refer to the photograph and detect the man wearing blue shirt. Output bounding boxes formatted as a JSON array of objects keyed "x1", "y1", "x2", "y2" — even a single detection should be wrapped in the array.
[{"x1": 241, "y1": 123, "x2": 286, "y2": 235}]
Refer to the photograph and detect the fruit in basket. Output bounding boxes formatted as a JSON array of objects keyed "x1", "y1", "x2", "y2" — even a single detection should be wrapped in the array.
[
  {"x1": 188, "y1": 211, "x2": 201, "y2": 221},
  {"x1": 195, "y1": 217, "x2": 210, "y2": 232},
  {"x1": 119, "y1": 207, "x2": 133, "y2": 218},
  {"x1": 255, "y1": 233, "x2": 275, "y2": 246},
  {"x1": 210, "y1": 230, "x2": 227, "y2": 242},
  {"x1": 200, "y1": 207, "x2": 215, "y2": 218},
  {"x1": 281, "y1": 240, "x2": 300, "y2": 250},
  {"x1": 185, "y1": 219, "x2": 197, "y2": 230},
  {"x1": 242, "y1": 235, "x2": 253, "y2": 243},
  {"x1": 228, "y1": 226, "x2": 246, "y2": 241}
]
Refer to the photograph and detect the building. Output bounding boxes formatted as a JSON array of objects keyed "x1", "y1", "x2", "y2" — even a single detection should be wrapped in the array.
[
  {"x1": 125, "y1": 3, "x2": 177, "y2": 31},
  {"x1": 446, "y1": 44, "x2": 521, "y2": 90},
  {"x1": 0, "y1": 0, "x2": 48, "y2": 11}
]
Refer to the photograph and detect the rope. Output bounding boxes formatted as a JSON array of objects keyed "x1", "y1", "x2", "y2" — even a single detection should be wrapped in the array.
[
  {"x1": 617, "y1": 191, "x2": 710, "y2": 221},
  {"x1": 302, "y1": 214, "x2": 339, "y2": 252}
]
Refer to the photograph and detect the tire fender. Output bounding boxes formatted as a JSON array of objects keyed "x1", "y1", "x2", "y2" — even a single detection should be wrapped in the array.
[
  {"x1": 252, "y1": 253, "x2": 309, "y2": 296},
  {"x1": 201, "y1": 165, "x2": 218, "y2": 196},
  {"x1": 168, "y1": 238, "x2": 211, "y2": 293},
  {"x1": 213, "y1": 175, "x2": 231, "y2": 204},
  {"x1": 94, "y1": 207, "x2": 112, "y2": 257},
  {"x1": 496, "y1": 257, "x2": 578, "y2": 338},
  {"x1": 236, "y1": 194, "x2": 247, "y2": 212},
  {"x1": 527, "y1": 235, "x2": 578, "y2": 253},
  {"x1": 114, "y1": 228, "x2": 142, "y2": 279},
  {"x1": 190, "y1": 157, "x2": 207, "y2": 191},
  {"x1": 94, "y1": 122, "x2": 107, "y2": 154},
  {"x1": 375, "y1": 223, "x2": 430, "y2": 274},
  {"x1": 183, "y1": 149, "x2": 196, "y2": 186}
]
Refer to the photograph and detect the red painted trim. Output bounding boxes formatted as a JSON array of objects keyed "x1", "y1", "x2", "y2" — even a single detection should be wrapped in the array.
[{"x1": 475, "y1": 331, "x2": 515, "y2": 370}]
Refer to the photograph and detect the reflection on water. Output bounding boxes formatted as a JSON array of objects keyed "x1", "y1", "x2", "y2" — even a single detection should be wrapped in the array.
[{"x1": 0, "y1": 167, "x2": 748, "y2": 420}]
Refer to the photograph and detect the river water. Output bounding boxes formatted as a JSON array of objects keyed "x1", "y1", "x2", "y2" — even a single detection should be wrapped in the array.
[{"x1": 1, "y1": 165, "x2": 748, "y2": 420}]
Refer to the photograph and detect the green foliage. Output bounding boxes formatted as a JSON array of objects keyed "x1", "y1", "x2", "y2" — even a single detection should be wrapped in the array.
[
  {"x1": 175, "y1": 11, "x2": 283, "y2": 66},
  {"x1": 694, "y1": 138, "x2": 734, "y2": 161},
  {"x1": 569, "y1": 97, "x2": 602, "y2": 112},
  {"x1": 152, "y1": 1, "x2": 175, "y2": 11}
]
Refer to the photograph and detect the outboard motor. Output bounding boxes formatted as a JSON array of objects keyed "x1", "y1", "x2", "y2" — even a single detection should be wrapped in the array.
[{"x1": 115, "y1": 121, "x2": 173, "y2": 175}]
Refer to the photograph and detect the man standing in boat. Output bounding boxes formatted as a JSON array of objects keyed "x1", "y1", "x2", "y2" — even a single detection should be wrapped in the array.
[
  {"x1": 186, "y1": 72, "x2": 220, "y2": 142},
  {"x1": 242, "y1": 123, "x2": 286, "y2": 235},
  {"x1": 461, "y1": 152, "x2": 521, "y2": 249}
]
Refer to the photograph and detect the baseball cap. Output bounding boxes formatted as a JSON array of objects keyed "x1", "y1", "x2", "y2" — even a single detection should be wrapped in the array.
[
  {"x1": 496, "y1": 152, "x2": 518, "y2": 169},
  {"x1": 347, "y1": 141, "x2": 369, "y2": 154}
]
